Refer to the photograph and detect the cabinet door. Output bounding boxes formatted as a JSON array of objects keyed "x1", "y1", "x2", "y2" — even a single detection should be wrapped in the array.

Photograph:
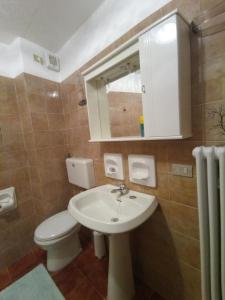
[{"x1": 139, "y1": 15, "x2": 181, "y2": 138}]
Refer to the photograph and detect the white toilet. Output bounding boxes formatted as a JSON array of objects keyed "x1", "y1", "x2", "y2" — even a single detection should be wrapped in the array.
[
  {"x1": 34, "y1": 157, "x2": 95, "y2": 272},
  {"x1": 34, "y1": 210, "x2": 81, "y2": 271}
]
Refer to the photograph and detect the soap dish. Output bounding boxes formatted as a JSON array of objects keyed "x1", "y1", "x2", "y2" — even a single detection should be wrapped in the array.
[
  {"x1": 104, "y1": 153, "x2": 124, "y2": 180},
  {"x1": 128, "y1": 155, "x2": 156, "y2": 187}
]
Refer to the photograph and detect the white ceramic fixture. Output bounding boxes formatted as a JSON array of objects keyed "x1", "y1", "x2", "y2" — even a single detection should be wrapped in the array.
[
  {"x1": 0, "y1": 187, "x2": 17, "y2": 215},
  {"x1": 66, "y1": 157, "x2": 95, "y2": 189},
  {"x1": 128, "y1": 154, "x2": 156, "y2": 187},
  {"x1": 34, "y1": 210, "x2": 81, "y2": 271},
  {"x1": 93, "y1": 231, "x2": 106, "y2": 259},
  {"x1": 104, "y1": 153, "x2": 124, "y2": 180},
  {"x1": 68, "y1": 184, "x2": 157, "y2": 300},
  {"x1": 34, "y1": 157, "x2": 96, "y2": 271}
]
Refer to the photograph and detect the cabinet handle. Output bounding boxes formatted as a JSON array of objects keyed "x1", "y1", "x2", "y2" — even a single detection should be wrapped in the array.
[{"x1": 142, "y1": 85, "x2": 146, "y2": 94}]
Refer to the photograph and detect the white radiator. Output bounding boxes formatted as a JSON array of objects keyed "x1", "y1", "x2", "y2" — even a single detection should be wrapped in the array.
[{"x1": 193, "y1": 146, "x2": 225, "y2": 300}]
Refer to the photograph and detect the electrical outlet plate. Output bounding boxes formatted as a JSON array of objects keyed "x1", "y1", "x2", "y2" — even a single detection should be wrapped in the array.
[{"x1": 171, "y1": 164, "x2": 193, "y2": 177}]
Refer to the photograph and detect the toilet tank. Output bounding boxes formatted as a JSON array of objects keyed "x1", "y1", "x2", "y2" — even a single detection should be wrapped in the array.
[{"x1": 66, "y1": 157, "x2": 95, "y2": 189}]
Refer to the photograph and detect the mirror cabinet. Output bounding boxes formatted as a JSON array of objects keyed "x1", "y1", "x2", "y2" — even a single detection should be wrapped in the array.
[{"x1": 83, "y1": 13, "x2": 191, "y2": 142}]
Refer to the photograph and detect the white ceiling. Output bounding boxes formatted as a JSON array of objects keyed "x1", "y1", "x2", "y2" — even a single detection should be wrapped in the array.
[{"x1": 0, "y1": 0, "x2": 104, "y2": 52}]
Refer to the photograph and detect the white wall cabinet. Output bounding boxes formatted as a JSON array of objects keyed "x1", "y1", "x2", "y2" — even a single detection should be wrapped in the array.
[
  {"x1": 139, "y1": 14, "x2": 191, "y2": 139},
  {"x1": 83, "y1": 13, "x2": 191, "y2": 142}
]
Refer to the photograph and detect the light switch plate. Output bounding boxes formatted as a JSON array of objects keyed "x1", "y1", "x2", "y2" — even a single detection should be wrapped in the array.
[{"x1": 171, "y1": 164, "x2": 193, "y2": 177}]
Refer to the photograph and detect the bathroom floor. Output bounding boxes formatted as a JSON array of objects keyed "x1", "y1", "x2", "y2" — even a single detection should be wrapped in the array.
[{"x1": 0, "y1": 238, "x2": 163, "y2": 300}]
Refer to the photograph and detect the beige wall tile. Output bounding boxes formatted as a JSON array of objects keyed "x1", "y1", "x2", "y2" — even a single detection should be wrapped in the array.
[
  {"x1": 31, "y1": 112, "x2": 49, "y2": 131},
  {"x1": 191, "y1": 105, "x2": 204, "y2": 141},
  {"x1": 46, "y1": 97, "x2": 63, "y2": 113},
  {"x1": 0, "y1": 150, "x2": 28, "y2": 171},
  {"x1": 168, "y1": 175, "x2": 198, "y2": 207},
  {"x1": 0, "y1": 73, "x2": 69, "y2": 267},
  {"x1": 34, "y1": 131, "x2": 51, "y2": 148},
  {"x1": 159, "y1": 199, "x2": 199, "y2": 239},
  {"x1": 204, "y1": 100, "x2": 225, "y2": 141},
  {"x1": 48, "y1": 113, "x2": 65, "y2": 130},
  {"x1": 200, "y1": 0, "x2": 224, "y2": 10},
  {"x1": 29, "y1": 93, "x2": 46, "y2": 113}
]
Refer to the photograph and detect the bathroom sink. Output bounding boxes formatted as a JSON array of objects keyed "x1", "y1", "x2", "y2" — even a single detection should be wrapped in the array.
[
  {"x1": 68, "y1": 184, "x2": 157, "y2": 300},
  {"x1": 68, "y1": 184, "x2": 157, "y2": 234}
]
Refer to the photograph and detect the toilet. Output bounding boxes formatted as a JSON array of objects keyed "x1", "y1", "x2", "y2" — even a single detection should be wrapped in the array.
[
  {"x1": 34, "y1": 210, "x2": 81, "y2": 271},
  {"x1": 34, "y1": 157, "x2": 95, "y2": 272}
]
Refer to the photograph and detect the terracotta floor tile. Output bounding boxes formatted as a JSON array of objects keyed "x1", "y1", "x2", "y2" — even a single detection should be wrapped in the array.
[
  {"x1": 0, "y1": 267, "x2": 11, "y2": 291},
  {"x1": 66, "y1": 277, "x2": 103, "y2": 300},
  {"x1": 8, "y1": 251, "x2": 39, "y2": 281},
  {"x1": 2, "y1": 239, "x2": 164, "y2": 300},
  {"x1": 79, "y1": 230, "x2": 93, "y2": 249},
  {"x1": 74, "y1": 244, "x2": 95, "y2": 267},
  {"x1": 32, "y1": 245, "x2": 46, "y2": 263},
  {"x1": 52, "y1": 263, "x2": 86, "y2": 295},
  {"x1": 75, "y1": 244, "x2": 108, "y2": 297}
]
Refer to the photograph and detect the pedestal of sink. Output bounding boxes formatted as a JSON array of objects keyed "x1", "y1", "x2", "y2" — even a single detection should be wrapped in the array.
[
  {"x1": 108, "y1": 233, "x2": 135, "y2": 300},
  {"x1": 68, "y1": 184, "x2": 158, "y2": 300}
]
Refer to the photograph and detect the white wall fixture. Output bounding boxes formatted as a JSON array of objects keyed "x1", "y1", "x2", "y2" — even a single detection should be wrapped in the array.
[
  {"x1": 104, "y1": 153, "x2": 124, "y2": 180},
  {"x1": 0, "y1": 187, "x2": 17, "y2": 216},
  {"x1": 139, "y1": 14, "x2": 191, "y2": 139},
  {"x1": 66, "y1": 157, "x2": 95, "y2": 189},
  {"x1": 128, "y1": 155, "x2": 156, "y2": 187},
  {"x1": 84, "y1": 12, "x2": 191, "y2": 142}
]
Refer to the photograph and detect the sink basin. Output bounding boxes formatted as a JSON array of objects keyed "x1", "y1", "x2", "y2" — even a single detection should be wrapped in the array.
[
  {"x1": 68, "y1": 184, "x2": 158, "y2": 300},
  {"x1": 68, "y1": 184, "x2": 157, "y2": 234}
]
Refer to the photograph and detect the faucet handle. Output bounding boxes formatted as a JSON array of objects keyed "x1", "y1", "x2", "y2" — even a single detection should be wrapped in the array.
[
  {"x1": 116, "y1": 183, "x2": 125, "y2": 189},
  {"x1": 119, "y1": 183, "x2": 126, "y2": 189},
  {"x1": 111, "y1": 184, "x2": 129, "y2": 195},
  {"x1": 119, "y1": 184, "x2": 129, "y2": 194}
]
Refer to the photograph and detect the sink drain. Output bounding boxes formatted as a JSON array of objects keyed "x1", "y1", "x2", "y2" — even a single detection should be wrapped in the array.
[{"x1": 111, "y1": 217, "x2": 119, "y2": 222}]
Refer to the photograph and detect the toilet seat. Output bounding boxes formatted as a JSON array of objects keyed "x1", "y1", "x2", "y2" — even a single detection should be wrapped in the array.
[{"x1": 34, "y1": 210, "x2": 79, "y2": 242}]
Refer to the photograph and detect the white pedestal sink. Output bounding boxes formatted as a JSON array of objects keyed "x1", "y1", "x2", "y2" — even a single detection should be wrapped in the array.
[{"x1": 68, "y1": 184, "x2": 157, "y2": 300}]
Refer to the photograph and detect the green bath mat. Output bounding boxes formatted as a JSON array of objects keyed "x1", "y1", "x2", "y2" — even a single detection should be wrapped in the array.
[{"x1": 0, "y1": 264, "x2": 64, "y2": 300}]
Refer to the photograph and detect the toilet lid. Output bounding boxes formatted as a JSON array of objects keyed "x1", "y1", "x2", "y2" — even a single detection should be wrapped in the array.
[{"x1": 35, "y1": 210, "x2": 79, "y2": 241}]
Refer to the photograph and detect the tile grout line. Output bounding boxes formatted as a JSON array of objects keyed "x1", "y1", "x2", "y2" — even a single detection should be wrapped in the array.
[{"x1": 75, "y1": 263, "x2": 106, "y2": 300}]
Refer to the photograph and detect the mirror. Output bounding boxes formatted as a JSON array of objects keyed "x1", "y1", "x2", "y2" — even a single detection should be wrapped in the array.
[
  {"x1": 91, "y1": 51, "x2": 144, "y2": 138},
  {"x1": 106, "y1": 71, "x2": 143, "y2": 137}
]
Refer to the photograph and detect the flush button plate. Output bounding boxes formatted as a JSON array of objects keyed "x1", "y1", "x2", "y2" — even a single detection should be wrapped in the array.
[{"x1": 171, "y1": 164, "x2": 193, "y2": 177}]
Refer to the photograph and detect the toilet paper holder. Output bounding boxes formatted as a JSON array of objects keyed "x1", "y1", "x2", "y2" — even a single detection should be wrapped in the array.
[{"x1": 0, "y1": 187, "x2": 17, "y2": 216}]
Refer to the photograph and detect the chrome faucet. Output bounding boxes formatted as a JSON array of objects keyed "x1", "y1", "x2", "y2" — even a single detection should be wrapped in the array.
[{"x1": 111, "y1": 184, "x2": 129, "y2": 198}]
